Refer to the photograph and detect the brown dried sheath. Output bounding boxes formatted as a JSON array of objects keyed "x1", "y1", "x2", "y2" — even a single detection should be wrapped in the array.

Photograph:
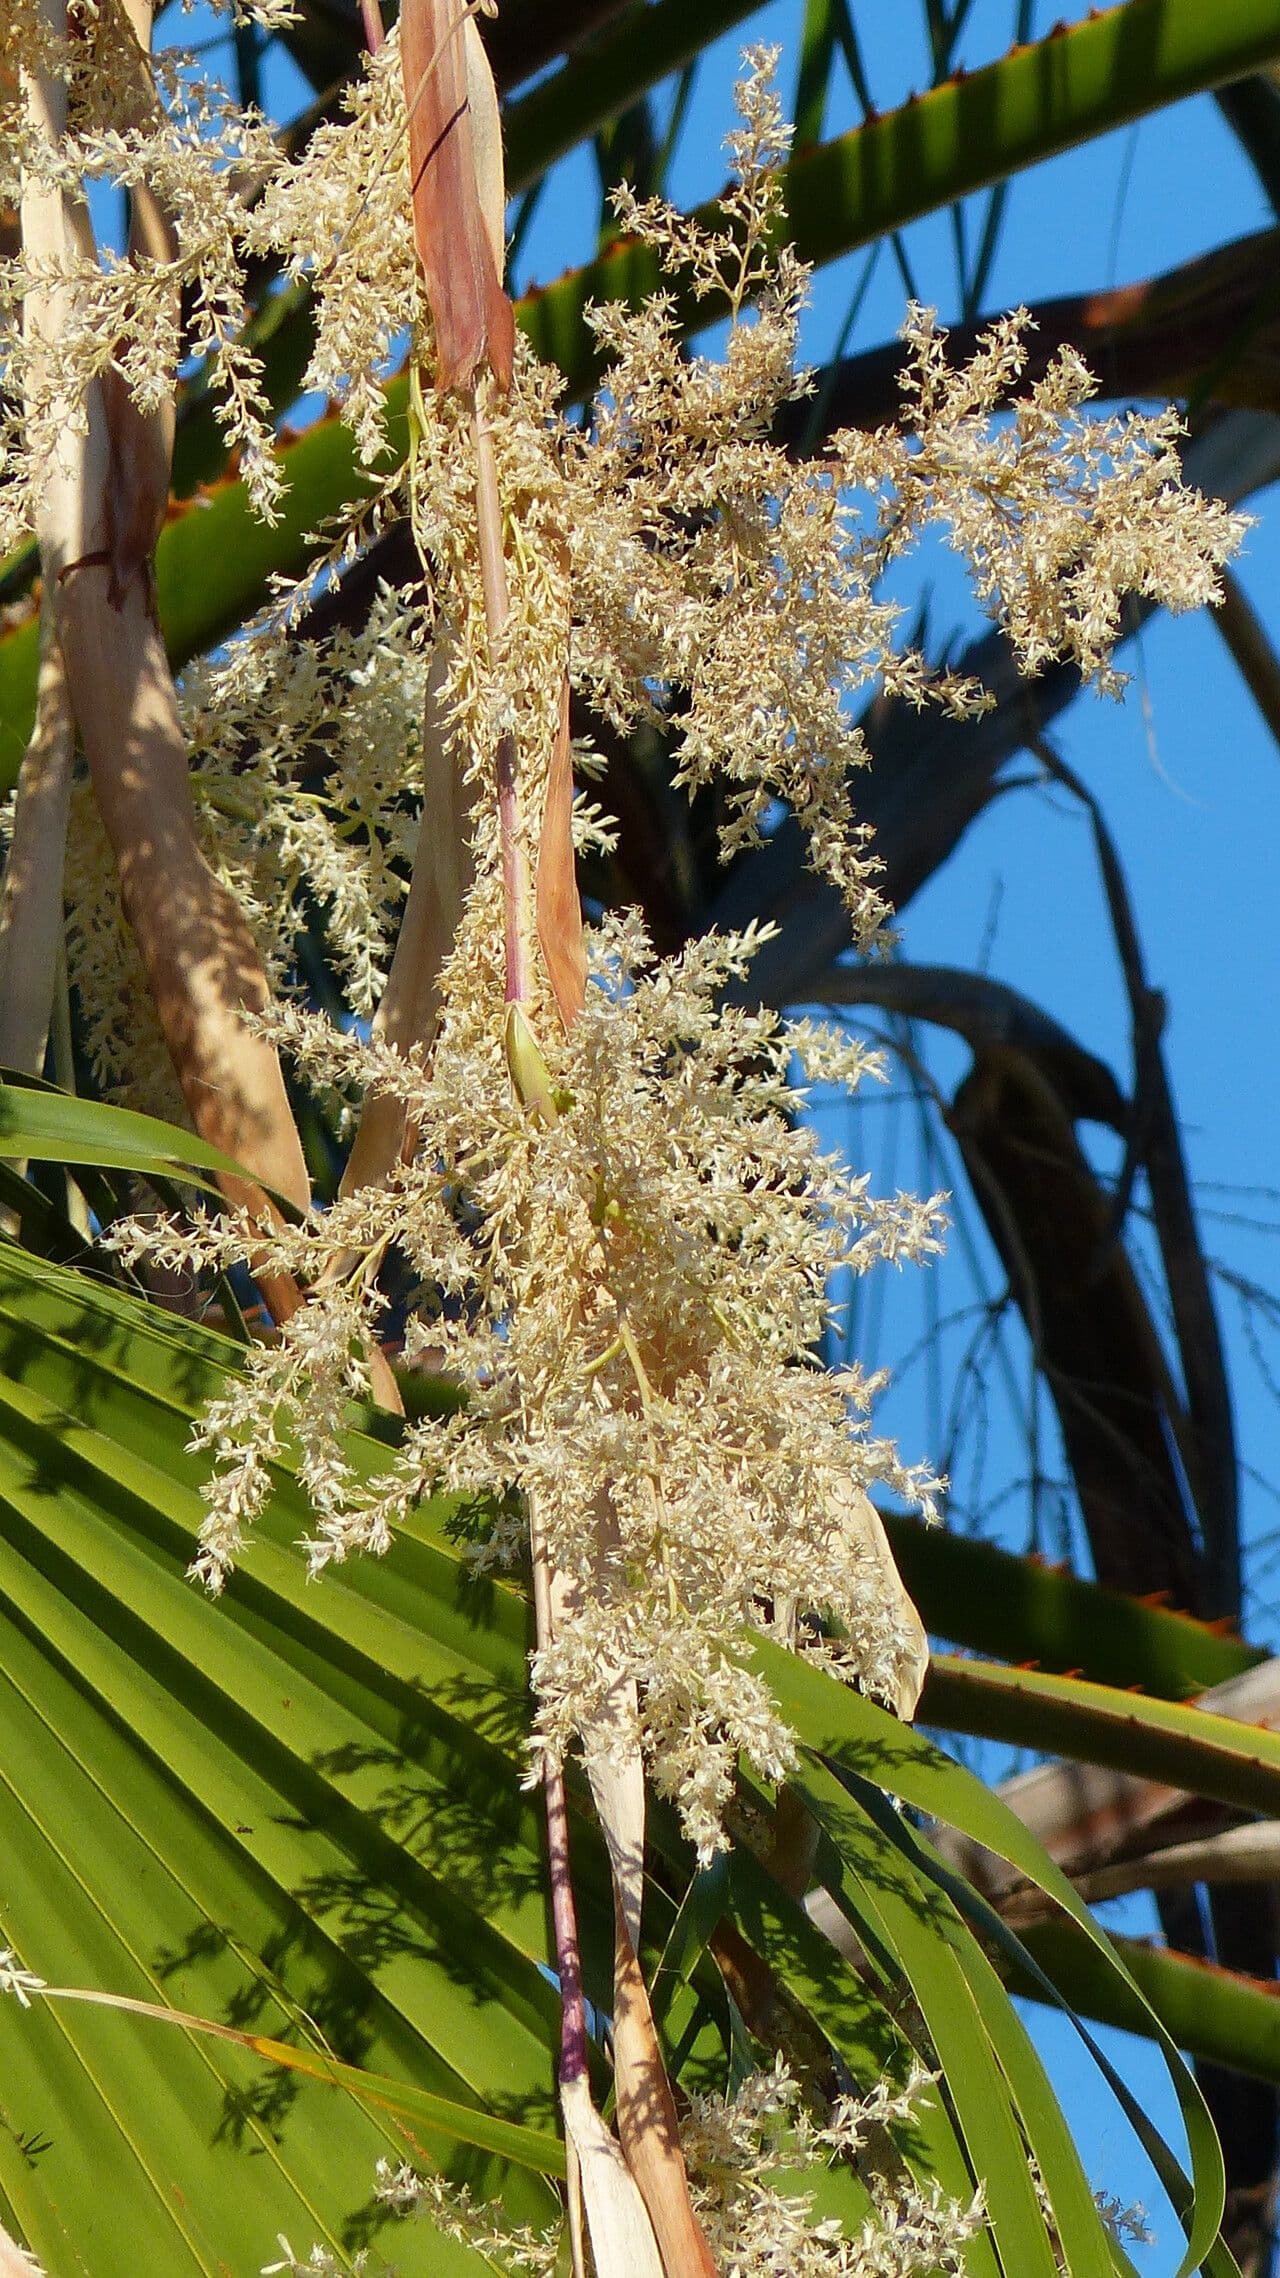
[
  {"x1": 399, "y1": 0, "x2": 514, "y2": 392},
  {"x1": 536, "y1": 671, "x2": 588, "y2": 1031}
]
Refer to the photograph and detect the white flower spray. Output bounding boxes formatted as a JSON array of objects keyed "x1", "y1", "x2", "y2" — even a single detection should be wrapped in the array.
[
  {"x1": 373, "y1": 2061, "x2": 985, "y2": 2278},
  {"x1": 3, "y1": 15, "x2": 1244, "y2": 2271},
  {"x1": 107, "y1": 41, "x2": 1237, "y2": 1857}
]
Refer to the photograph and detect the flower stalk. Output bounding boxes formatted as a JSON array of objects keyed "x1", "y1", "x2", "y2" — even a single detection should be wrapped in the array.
[{"x1": 531, "y1": 1505, "x2": 591, "y2": 2094}]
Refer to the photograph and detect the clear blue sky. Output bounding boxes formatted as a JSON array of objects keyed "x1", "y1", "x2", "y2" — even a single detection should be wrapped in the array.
[{"x1": 165, "y1": 5, "x2": 1280, "y2": 2264}]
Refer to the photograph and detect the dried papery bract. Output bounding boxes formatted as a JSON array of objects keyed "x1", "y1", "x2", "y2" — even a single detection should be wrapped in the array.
[
  {"x1": 11, "y1": 0, "x2": 311, "y2": 1307},
  {"x1": 399, "y1": 0, "x2": 511, "y2": 395},
  {"x1": 0, "y1": 18, "x2": 78, "y2": 1084},
  {"x1": 340, "y1": 0, "x2": 508, "y2": 1196},
  {"x1": 0, "y1": 592, "x2": 72, "y2": 1080},
  {"x1": 536, "y1": 672, "x2": 588, "y2": 1031}
]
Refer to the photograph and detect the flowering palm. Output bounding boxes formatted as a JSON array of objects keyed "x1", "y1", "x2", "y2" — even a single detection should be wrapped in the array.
[{"x1": 0, "y1": 4, "x2": 1276, "y2": 2274}]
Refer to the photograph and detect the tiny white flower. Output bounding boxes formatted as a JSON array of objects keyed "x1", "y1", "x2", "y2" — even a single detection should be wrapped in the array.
[{"x1": 0, "y1": 1950, "x2": 45, "y2": 2009}]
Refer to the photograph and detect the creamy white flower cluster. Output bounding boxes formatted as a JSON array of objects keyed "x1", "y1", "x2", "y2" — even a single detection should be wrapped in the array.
[
  {"x1": 64, "y1": 588, "x2": 426, "y2": 1109},
  {"x1": 21, "y1": 37, "x2": 1244, "y2": 1111},
  {"x1": 113, "y1": 911, "x2": 941, "y2": 1859},
  {"x1": 372, "y1": 2059, "x2": 982, "y2": 2278},
  {"x1": 0, "y1": 9, "x2": 406, "y2": 548},
  {"x1": 86, "y1": 42, "x2": 1244, "y2": 1864}
]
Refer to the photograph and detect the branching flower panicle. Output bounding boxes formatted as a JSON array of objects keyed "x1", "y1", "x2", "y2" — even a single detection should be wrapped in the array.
[
  {"x1": 131, "y1": 913, "x2": 941, "y2": 1857},
  {"x1": 81, "y1": 43, "x2": 1242, "y2": 1869},
  {"x1": 874, "y1": 304, "x2": 1242, "y2": 693}
]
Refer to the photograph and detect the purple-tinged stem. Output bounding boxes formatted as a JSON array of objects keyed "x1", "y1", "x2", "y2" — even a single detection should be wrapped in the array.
[
  {"x1": 359, "y1": 0, "x2": 385, "y2": 53},
  {"x1": 531, "y1": 1515, "x2": 590, "y2": 2086}
]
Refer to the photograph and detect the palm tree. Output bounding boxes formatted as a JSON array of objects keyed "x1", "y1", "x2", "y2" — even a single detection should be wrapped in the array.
[{"x1": 3, "y1": 3, "x2": 1280, "y2": 2271}]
